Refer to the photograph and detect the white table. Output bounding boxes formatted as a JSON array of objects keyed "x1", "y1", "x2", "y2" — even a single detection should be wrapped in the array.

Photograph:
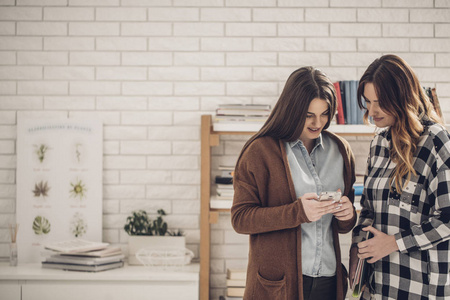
[{"x1": 0, "y1": 262, "x2": 199, "y2": 300}]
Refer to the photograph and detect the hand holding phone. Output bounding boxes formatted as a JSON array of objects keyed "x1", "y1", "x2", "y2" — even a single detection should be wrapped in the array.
[{"x1": 317, "y1": 191, "x2": 342, "y2": 203}]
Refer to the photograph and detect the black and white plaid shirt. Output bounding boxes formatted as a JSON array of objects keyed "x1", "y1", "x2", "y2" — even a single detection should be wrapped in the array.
[{"x1": 352, "y1": 121, "x2": 450, "y2": 300}]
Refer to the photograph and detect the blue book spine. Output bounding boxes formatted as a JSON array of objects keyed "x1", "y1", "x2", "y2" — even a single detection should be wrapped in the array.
[{"x1": 344, "y1": 81, "x2": 352, "y2": 124}]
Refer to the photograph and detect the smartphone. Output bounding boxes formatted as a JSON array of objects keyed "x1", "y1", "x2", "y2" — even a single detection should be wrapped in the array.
[{"x1": 317, "y1": 191, "x2": 342, "y2": 202}]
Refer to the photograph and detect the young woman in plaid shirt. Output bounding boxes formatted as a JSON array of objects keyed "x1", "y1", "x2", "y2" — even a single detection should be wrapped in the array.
[{"x1": 350, "y1": 54, "x2": 450, "y2": 300}]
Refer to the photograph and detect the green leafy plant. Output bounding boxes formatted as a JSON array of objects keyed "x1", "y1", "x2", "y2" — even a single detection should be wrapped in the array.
[
  {"x1": 34, "y1": 144, "x2": 50, "y2": 163},
  {"x1": 168, "y1": 229, "x2": 184, "y2": 236},
  {"x1": 32, "y1": 216, "x2": 51, "y2": 235},
  {"x1": 152, "y1": 209, "x2": 168, "y2": 236},
  {"x1": 124, "y1": 209, "x2": 183, "y2": 236}
]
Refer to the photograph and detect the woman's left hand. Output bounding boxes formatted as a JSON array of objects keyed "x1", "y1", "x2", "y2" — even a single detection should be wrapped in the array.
[
  {"x1": 332, "y1": 195, "x2": 354, "y2": 221},
  {"x1": 357, "y1": 226, "x2": 399, "y2": 263}
]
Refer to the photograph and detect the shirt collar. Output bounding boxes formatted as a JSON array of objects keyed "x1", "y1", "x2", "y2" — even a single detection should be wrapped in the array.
[{"x1": 288, "y1": 134, "x2": 324, "y2": 151}]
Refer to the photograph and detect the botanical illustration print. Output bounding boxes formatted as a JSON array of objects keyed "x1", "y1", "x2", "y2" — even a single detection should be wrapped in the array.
[
  {"x1": 75, "y1": 143, "x2": 82, "y2": 163},
  {"x1": 33, "y1": 144, "x2": 50, "y2": 163},
  {"x1": 70, "y1": 212, "x2": 87, "y2": 237},
  {"x1": 69, "y1": 178, "x2": 87, "y2": 200},
  {"x1": 32, "y1": 216, "x2": 51, "y2": 235},
  {"x1": 32, "y1": 180, "x2": 50, "y2": 199}
]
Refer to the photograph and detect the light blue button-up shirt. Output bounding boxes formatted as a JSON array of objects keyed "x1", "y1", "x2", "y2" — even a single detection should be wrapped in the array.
[{"x1": 285, "y1": 133, "x2": 344, "y2": 277}]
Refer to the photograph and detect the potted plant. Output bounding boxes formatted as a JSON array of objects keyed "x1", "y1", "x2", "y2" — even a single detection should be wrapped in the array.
[{"x1": 124, "y1": 209, "x2": 185, "y2": 265}]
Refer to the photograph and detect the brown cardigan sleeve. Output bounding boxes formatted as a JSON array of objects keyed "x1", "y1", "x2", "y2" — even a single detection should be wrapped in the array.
[{"x1": 231, "y1": 138, "x2": 310, "y2": 235}]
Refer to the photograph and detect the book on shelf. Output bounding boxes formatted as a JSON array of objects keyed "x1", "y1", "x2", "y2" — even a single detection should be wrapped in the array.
[
  {"x1": 215, "y1": 176, "x2": 233, "y2": 184},
  {"x1": 227, "y1": 287, "x2": 245, "y2": 297},
  {"x1": 217, "y1": 104, "x2": 271, "y2": 110},
  {"x1": 44, "y1": 239, "x2": 109, "y2": 253},
  {"x1": 333, "y1": 80, "x2": 364, "y2": 125},
  {"x1": 210, "y1": 197, "x2": 233, "y2": 209},
  {"x1": 219, "y1": 296, "x2": 243, "y2": 300},
  {"x1": 216, "y1": 183, "x2": 233, "y2": 189},
  {"x1": 339, "y1": 81, "x2": 347, "y2": 124},
  {"x1": 353, "y1": 183, "x2": 364, "y2": 196},
  {"x1": 45, "y1": 253, "x2": 125, "y2": 266},
  {"x1": 227, "y1": 278, "x2": 246, "y2": 287},
  {"x1": 214, "y1": 115, "x2": 268, "y2": 123},
  {"x1": 213, "y1": 121, "x2": 264, "y2": 132},
  {"x1": 220, "y1": 169, "x2": 234, "y2": 178},
  {"x1": 59, "y1": 246, "x2": 122, "y2": 257},
  {"x1": 333, "y1": 82, "x2": 345, "y2": 125},
  {"x1": 216, "y1": 188, "x2": 234, "y2": 197},
  {"x1": 227, "y1": 268, "x2": 247, "y2": 280},
  {"x1": 218, "y1": 165, "x2": 235, "y2": 171},
  {"x1": 216, "y1": 104, "x2": 271, "y2": 117},
  {"x1": 424, "y1": 87, "x2": 445, "y2": 123},
  {"x1": 41, "y1": 261, "x2": 124, "y2": 272}
]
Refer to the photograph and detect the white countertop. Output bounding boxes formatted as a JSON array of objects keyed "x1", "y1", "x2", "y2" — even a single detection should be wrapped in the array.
[{"x1": 0, "y1": 262, "x2": 199, "y2": 282}]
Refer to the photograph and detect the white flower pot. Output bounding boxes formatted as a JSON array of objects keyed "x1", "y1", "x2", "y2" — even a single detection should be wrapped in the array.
[{"x1": 127, "y1": 236, "x2": 186, "y2": 265}]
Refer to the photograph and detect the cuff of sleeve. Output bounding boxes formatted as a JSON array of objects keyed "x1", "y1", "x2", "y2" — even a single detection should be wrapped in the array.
[
  {"x1": 337, "y1": 210, "x2": 357, "y2": 233},
  {"x1": 395, "y1": 232, "x2": 416, "y2": 254},
  {"x1": 296, "y1": 199, "x2": 311, "y2": 223}
]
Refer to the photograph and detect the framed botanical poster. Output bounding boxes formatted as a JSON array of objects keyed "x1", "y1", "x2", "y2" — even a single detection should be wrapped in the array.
[{"x1": 16, "y1": 118, "x2": 103, "y2": 263}]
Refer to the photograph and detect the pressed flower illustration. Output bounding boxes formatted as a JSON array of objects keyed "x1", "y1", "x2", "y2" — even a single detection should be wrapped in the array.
[
  {"x1": 70, "y1": 212, "x2": 87, "y2": 238},
  {"x1": 75, "y1": 143, "x2": 82, "y2": 163},
  {"x1": 32, "y1": 216, "x2": 51, "y2": 235},
  {"x1": 34, "y1": 144, "x2": 50, "y2": 163},
  {"x1": 32, "y1": 180, "x2": 50, "y2": 199},
  {"x1": 70, "y1": 178, "x2": 87, "y2": 200}
]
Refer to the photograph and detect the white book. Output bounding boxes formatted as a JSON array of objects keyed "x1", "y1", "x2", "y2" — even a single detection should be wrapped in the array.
[
  {"x1": 45, "y1": 253, "x2": 125, "y2": 266},
  {"x1": 227, "y1": 269, "x2": 247, "y2": 280},
  {"x1": 42, "y1": 261, "x2": 124, "y2": 272},
  {"x1": 217, "y1": 104, "x2": 271, "y2": 110},
  {"x1": 59, "y1": 246, "x2": 122, "y2": 257},
  {"x1": 216, "y1": 189, "x2": 234, "y2": 197},
  {"x1": 226, "y1": 278, "x2": 246, "y2": 287},
  {"x1": 210, "y1": 198, "x2": 233, "y2": 209},
  {"x1": 213, "y1": 122, "x2": 262, "y2": 132},
  {"x1": 216, "y1": 183, "x2": 233, "y2": 189},
  {"x1": 44, "y1": 239, "x2": 109, "y2": 253}
]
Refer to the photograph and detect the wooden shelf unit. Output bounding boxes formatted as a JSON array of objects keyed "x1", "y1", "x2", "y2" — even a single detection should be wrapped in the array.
[{"x1": 199, "y1": 114, "x2": 375, "y2": 300}]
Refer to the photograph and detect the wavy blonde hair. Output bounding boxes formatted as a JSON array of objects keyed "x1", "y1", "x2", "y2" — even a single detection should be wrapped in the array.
[{"x1": 357, "y1": 54, "x2": 443, "y2": 192}]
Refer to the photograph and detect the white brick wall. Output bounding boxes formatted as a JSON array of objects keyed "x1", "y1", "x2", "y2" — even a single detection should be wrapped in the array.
[{"x1": 0, "y1": 2, "x2": 449, "y2": 299}]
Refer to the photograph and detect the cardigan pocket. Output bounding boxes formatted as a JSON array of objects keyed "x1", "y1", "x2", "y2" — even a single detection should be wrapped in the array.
[{"x1": 253, "y1": 271, "x2": 287, "y2": 300}]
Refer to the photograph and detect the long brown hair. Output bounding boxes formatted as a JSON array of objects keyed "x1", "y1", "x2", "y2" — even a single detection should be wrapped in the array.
[
  {"x1": 357, "y1": 54, "x2": 442, "y2": 192},
  {"x1": 239, "y1": 66, "x2": 337, "y2": 158}
]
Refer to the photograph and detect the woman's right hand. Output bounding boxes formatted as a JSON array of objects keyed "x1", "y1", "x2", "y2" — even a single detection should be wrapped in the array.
[
  {"x1": 299, "y1": 192, "x2": 339, "y2": 222},
  {"x1": 349, "y1": 245, "x2": 359, "y2": 285}
]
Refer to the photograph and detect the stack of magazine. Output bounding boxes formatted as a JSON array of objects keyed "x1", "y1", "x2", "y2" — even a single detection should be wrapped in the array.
[
  {"x1": 213, "y1": 104, "x2": 271, "y2": 132},
  {"x1": 210, "y1": 165, "x2": 235, "y2": 209},
  {"x1": 42, "y1": 239, "x2": 125, "y2": 272}
]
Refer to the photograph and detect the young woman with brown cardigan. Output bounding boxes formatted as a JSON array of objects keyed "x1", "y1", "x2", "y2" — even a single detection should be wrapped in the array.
[{"x1": 231, "y1": 67, "x2": 357, "y2": 300}]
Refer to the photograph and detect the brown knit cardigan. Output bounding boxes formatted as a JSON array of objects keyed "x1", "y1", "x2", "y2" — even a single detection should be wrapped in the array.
[{"x1": 231, "y1": 131, "x2": 356, "y2": 300}]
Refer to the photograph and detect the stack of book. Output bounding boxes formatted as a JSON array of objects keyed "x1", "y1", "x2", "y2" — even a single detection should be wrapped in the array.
[
  {"x1": 333, "y1": 80, "x2": 364, "y2": 125},
  {"x1": 210, "y1": 165, "x2": 234, "y2": 209},
  {"x1": 225, "y1": 268, "x2": 246, "y2": 299},
  {"x1": 42, "y1": 239, "x2": 125, "y2": 272},
  {"x1": 213, "y1": 104, "x2": 271, "y2": 132},
  {"x1": 333, "y1": 82, "x2": 444, "y2": 125}
]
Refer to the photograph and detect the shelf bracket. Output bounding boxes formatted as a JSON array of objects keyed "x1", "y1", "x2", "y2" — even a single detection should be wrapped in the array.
[
  {"x1": 209, "y1": 134, "x2": 219, "y2": 147},
  {"x1": 209, "y1": 211, "x2": 219, "y2": 224}
]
